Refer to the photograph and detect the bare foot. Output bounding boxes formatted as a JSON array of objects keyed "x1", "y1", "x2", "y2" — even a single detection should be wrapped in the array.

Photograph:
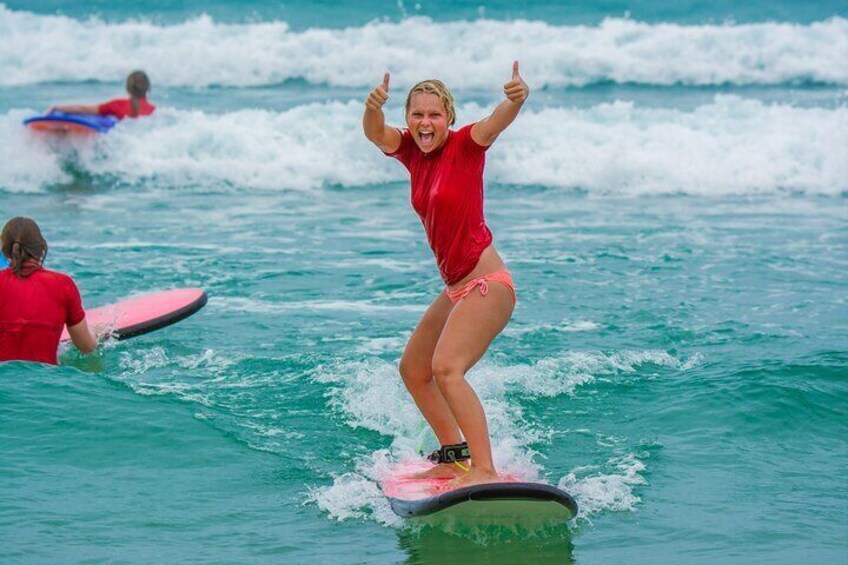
[
  {"x1": 411, "y1": 463, "x2": 467, "y2": 480},
  {"x1": 448, "y1": 467, "x2": 500, "y2": 488}
]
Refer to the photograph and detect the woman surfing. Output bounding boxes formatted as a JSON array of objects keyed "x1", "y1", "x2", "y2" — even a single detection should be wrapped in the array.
[{"x1": 362, "y1": 62, "x2": 529, "y2": 487}]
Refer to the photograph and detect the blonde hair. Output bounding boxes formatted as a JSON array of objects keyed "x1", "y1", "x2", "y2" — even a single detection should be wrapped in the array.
[{"x1": 405, "y1": 79, "x2": 456, "y2": 126}]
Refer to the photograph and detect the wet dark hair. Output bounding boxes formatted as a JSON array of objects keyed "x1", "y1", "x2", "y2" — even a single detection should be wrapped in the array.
[
  {"x1": 1, "y1": 217, "x2": 48, "y2": 278},
  {"x1": 126, "y1": 70, "x2": 151, "y2": 118}
]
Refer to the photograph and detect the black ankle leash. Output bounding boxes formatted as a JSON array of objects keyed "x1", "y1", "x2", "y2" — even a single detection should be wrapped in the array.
[{"x1": 424, "y1": 441, "x2": 470, "y2": 464}]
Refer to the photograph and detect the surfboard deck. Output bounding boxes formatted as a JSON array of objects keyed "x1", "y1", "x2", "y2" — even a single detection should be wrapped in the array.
[
  {"x1": 24, "y1": 112, "x2": 117, "y2": 134},
  {"x1": 60, "y1": 288, "x2": 207, "y2": 342},
  {"x1": 380, "y1": 460, "x2": 578, "y2": 527}
]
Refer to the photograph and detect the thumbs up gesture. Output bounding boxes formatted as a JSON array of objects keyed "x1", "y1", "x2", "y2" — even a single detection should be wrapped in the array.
[
  {"x1": 366, "y1": 72, "x2": 391, "y2": 111},
  {"x1": 503, "y1": 61, "x2": 529, "y2": 104}
]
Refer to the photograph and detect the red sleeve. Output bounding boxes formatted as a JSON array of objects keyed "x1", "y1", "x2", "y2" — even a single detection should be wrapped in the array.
[
  {"x1": 456, "y1": 123, "x2": 490, "y2": 156},
  {"x1": 64, "y1": 276, "x2": 86, "y2": 327},
  {"x1": 98, "y1": 99, "x2": 126, "y2": 118},
  {"x1": 384, "y1": 128, "x2": 414, "y2": 167}
]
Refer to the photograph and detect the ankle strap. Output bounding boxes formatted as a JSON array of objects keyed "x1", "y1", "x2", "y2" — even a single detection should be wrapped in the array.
[{"x1": 426, "y1": 442, "x2": 470, "y2": 464}]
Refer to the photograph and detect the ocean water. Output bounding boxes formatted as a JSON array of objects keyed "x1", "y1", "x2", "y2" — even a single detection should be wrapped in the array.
[{"x1": 1, "y1": 1, "x2": 847, "y2": 563}]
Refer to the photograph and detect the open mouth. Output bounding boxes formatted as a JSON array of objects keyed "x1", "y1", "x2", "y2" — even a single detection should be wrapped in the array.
[{"x1": 418, "y1": 130, "x2": 435, "y2": 147}]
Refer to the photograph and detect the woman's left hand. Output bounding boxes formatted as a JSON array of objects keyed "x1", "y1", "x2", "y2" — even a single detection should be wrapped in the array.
[
  {"x1": 503, "y1": 61, "x2": 529, "y2": 104},
  {"x1": 471, "y1": 60, "x2": 529, "y2": 146}
]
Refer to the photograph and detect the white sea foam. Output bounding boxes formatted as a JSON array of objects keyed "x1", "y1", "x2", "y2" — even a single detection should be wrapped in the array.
[
  {"x1": 0, "y1": 109, "x2": 79, "y2": 191},
  {"x1": 115, "y1": 346, "x2": 240, "y2": 405},
  {"x1": 493, "y1": 96, "x2": 848, "y2": 195},
  {"x1": 353, "y1": 336, "x2": 408, "y2": 355},
  {"x1": 311, "y1": 357, "x2": 547, "y2": 492},
  {"x1": 1, "y1": 7, "x2": 846, "y2": 87},
  {"x1": 308, "y1": 349, "x2": 692, "y2": 522},
  {"x1": 506, "y1": 319, "x2": 602, "y2": 337},
  {"x1": 312, "y1": 359, "x2": 424, "y2": 439},
  {"x1": 305, "y1": 453, "x2": 403, "y2": 527},
  {"x1": 213, "y1": 295, "x2": 426, "y2": 314},
  {"x1": 471, "y1": 349, "x2": 699, "y2": 400},
  {"x1": 559, "y1": 453, "x2": 648, "y2": 516},
  {"x1": 3, "y1": 96, "x2": 845, "y2": 195}
]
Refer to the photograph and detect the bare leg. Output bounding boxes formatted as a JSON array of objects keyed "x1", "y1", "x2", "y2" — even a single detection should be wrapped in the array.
[
  {"x1": 431, "y1": 282, "x2": 515, "y2": 486},
  {"x1": 399, "y1": 291, "x2": 466, "y2": 478}
]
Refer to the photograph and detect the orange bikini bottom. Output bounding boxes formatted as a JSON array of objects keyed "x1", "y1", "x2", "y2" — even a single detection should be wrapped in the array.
[{"x1": 445, "y1": 270, "x2": 516, "y2": 305}]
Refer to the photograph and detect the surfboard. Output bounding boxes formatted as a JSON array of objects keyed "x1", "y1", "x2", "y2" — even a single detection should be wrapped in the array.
[
  {"x1": 380, "y1": 460, "x2": 578, "y2": 528},
  {"x1": 24, "y1": 111, "x2": 118, "y2": 134},
  {"x1": 60, "y1": 288, "x2": 207, "y2": 342}
]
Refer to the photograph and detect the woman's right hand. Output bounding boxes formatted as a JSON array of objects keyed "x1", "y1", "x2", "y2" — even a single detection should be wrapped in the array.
[
  {"x1": 365, "y1": 72, "x2": 390, "y2": 111},
  {"x1": 363, "y1": 72, "x2": 401, "y2": 152}
]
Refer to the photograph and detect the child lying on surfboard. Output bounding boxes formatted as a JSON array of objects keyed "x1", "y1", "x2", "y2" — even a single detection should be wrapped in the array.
[{"x1": 46, "y1": 70, "x2": 156, "y2": 120}]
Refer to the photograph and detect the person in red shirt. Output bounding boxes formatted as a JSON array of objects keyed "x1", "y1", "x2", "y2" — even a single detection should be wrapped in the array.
[
  {"x1": 0, "y1": 217, "x2": 97, "y2": 365},
  {"x1": 46, "y1": 70, "x2": 155, "y2": 120},
  {"x1": 362, "y1": 62, "x2": 529, "y2": 487}
]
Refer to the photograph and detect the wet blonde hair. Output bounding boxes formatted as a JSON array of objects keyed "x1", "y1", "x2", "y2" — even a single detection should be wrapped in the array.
[{"x1": 405, "y1": 79, "x2": 456, "y2": 126}]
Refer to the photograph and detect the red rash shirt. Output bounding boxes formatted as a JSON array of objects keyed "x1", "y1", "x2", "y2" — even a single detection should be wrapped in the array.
[
  {"x1": 0, "y1": 266, "x2": 85, "y2": 365},
  {"x1": 388, "y1": 124, "x2": 494, "y2": 285},
  {"x1": 97, "y1": 98, "x2": 156, "y2": 119}
]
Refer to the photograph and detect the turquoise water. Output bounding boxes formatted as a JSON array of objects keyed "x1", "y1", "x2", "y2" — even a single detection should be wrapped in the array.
[{"x1": 1, "y1": 1, "x2": 847, "y2": 563}]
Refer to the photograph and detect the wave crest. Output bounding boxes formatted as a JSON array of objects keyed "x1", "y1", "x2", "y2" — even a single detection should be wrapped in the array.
[
  {"x1": 3, "y1": 96, "x2": 845, "y2": 195},
  {"x1": 2, "y1": 7, "x2": 846, "y2": 87}
]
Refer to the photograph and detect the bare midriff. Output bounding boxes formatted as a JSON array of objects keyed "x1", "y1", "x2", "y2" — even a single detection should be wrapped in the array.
[{"x1": 445, "y1": 245, "x2": 507, "y2": 292}]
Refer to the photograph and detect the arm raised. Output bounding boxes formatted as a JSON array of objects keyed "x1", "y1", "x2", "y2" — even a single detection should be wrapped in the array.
[
  {"x1": 471, "y1": 61, "x2": 529, "y2": 147},
  {"x1": 363, "y1": 72, "x2": 402, "y2": 153}
]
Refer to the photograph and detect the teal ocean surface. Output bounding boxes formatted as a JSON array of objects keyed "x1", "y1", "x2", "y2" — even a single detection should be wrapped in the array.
[{"x1": 1, "y1": 1, "x2": 846, "y2": 563}]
